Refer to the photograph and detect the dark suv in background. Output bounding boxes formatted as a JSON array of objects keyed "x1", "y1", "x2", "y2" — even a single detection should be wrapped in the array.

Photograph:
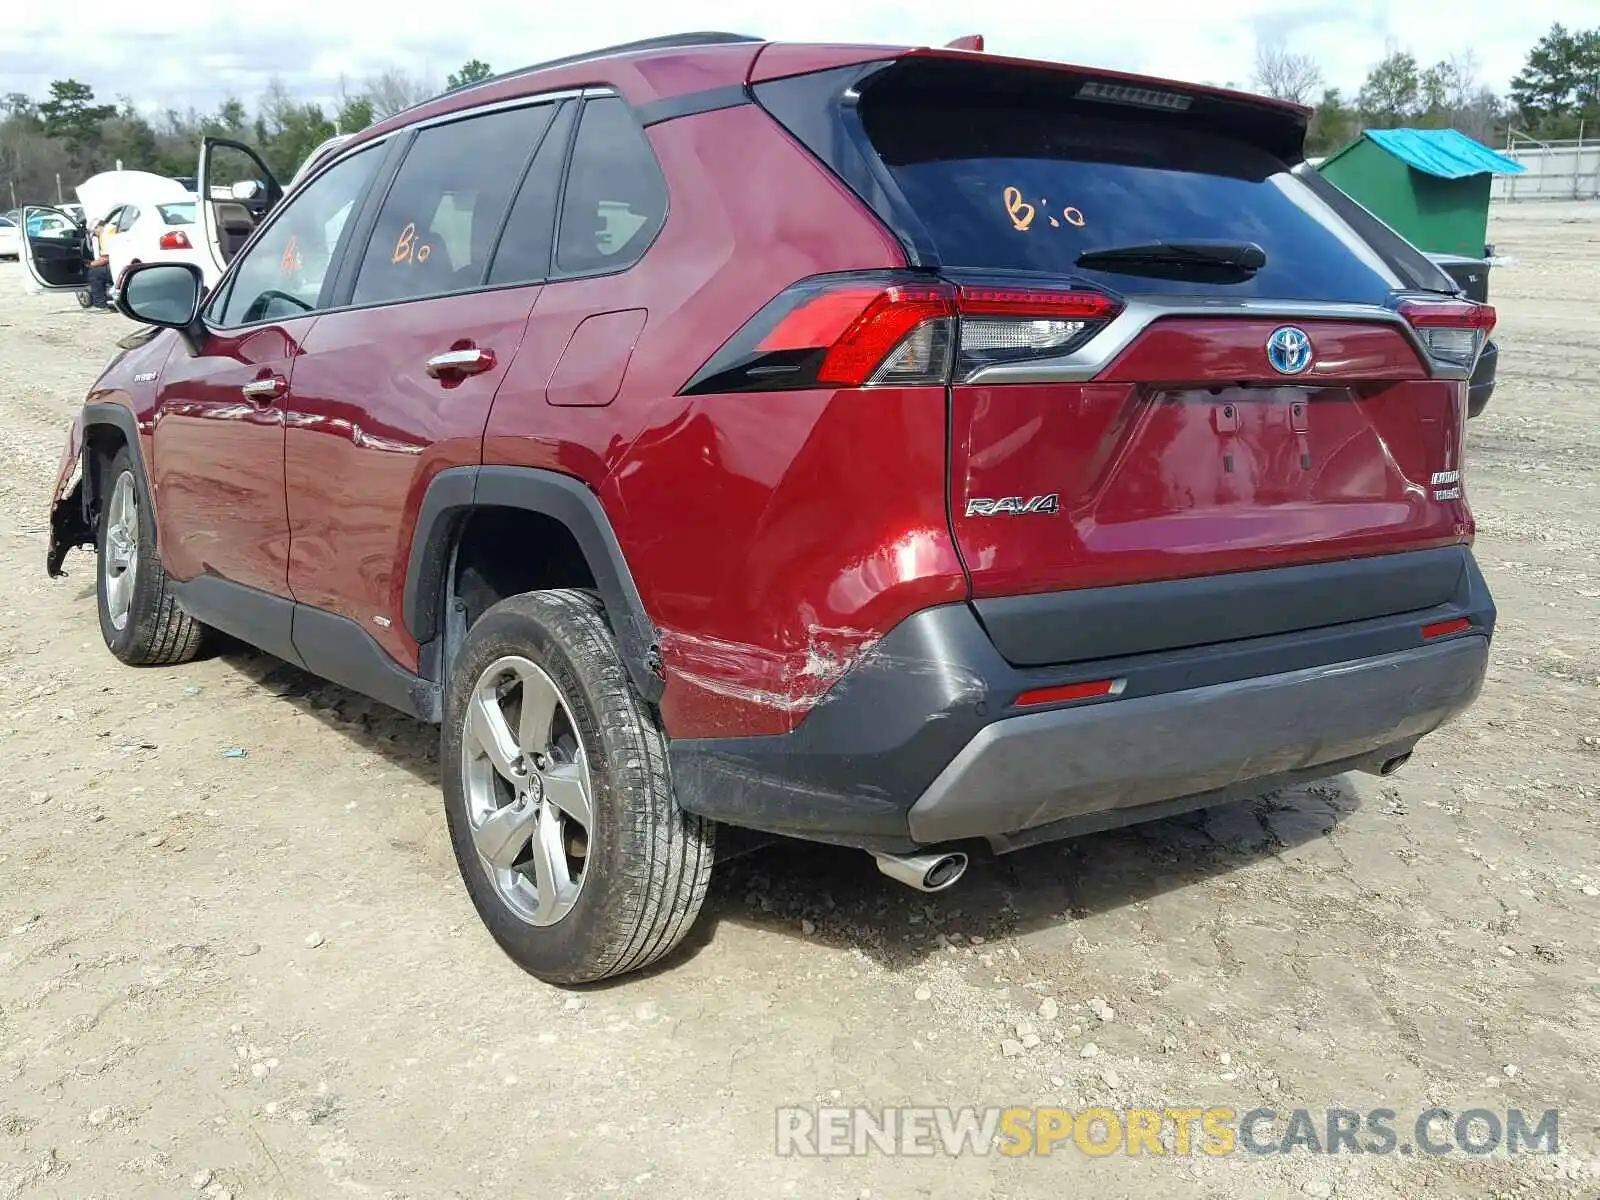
[{"x1": 39, "y1": 33, "x2": 1495, "y2": 983}]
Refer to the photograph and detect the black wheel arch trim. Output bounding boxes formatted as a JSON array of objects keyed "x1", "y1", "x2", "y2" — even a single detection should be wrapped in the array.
[
  {"x1": 404, "y1": 465, "x2": 665, "y2": 704},
  {"x1": 79, "y1": 402, "x2": 148, "y2": 510},
  {"x1": 47, "y1": 402, "x2": 153, "y2": 578}
]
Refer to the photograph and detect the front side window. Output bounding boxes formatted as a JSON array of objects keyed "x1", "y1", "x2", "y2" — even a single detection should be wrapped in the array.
[
  {"x1": 212, "y1": 145, "x2": 380, "y2": 327},
  {"x1": 350, "y1": 103, "x2": 556, "y2": 307},
  {"x1": 554, "y1": 97, "x2": 667, "y2": 276}
]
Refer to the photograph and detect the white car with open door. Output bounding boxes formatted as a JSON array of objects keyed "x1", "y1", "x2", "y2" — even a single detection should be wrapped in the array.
[
  {"x1": 104, "y1": 199, "x2": 208, "y2": 290},
  {"x1": 0, "y1": 214, "x2": 19, "y2": 260},
  {"x1": 18, "y1": 203, "x2": 93, "y2": 298},
  {"x1": 23, "y1": 170, "x2": 209, "y2": 301}
]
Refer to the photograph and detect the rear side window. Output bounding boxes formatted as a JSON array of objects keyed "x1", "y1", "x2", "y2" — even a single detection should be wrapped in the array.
[
  {"x1": 487, "y1": 102, "x2": 575, "y2": 285},
  {"x1": 859, "y1": 93, "x2": 1405, "y2": 302},
  {"x1": 554, "y1": 97, "x2": 666, "y2": 276},
  {"x1": 351, "y1": 103, "x2": 556, "y2": 306}
]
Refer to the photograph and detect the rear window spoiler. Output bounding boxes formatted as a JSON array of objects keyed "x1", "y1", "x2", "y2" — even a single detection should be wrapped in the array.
[{"x1": 750, "y1": 46, "x2": 1311, "y2": 164}]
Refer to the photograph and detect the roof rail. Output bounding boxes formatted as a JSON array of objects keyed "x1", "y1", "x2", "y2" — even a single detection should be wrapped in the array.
[{"x1": 443, "y1": 32, "x2": 766, "y2": 95}]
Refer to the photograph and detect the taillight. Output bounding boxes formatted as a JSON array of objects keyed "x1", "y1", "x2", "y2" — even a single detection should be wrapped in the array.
[
  {"x1": 1398, "y1": 298, "x2": 1495, "y2": 378},
  {"x1": 159, "y1": 229, "x2": 192, "y2": 250},
  {"x1": 955, "y1": 286, "x2": 1120, "y2": 380},
  {"x1": 680, "y1": 273, "x2": 1123, "y2": 395}
]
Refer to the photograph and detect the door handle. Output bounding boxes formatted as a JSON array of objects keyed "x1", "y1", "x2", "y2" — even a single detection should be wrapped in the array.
[
  {"x1": 425, "y1": 347, "x2": 496, "y2": 379},
  {"x1": 241, "y1": 375, "x2": 286, "y2": 404}
]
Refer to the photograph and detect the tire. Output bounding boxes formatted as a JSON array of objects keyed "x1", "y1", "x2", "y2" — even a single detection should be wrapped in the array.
[
  {"x1": 442, "y1": 589, "x2": 714, "y2": 984},
  {"x1": 96, "y1": 445, "x2": 206, "y2": 665},
  {"x1": 76, "y1": 290, "x2": 93, "y2": 309}
]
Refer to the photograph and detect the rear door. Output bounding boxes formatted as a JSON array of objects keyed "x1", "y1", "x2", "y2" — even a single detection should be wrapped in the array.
[
  {"x1": 21, "y1": 206, "x2": 89, "y2": 292},
  {"x1": 283, "y1": 99, "x2": 563, "y2": 671},
  {"x1": 763, "y1": 57, "x2": 1483, "y2": 603}
]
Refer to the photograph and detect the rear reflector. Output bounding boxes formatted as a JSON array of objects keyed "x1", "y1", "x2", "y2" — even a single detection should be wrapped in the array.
[
  {"x1": 1016, "y1": 678, "x2": 1122, "y2": 707},
  {"x1": 1398, "y1": 298, "x2": 1495, "y2": 378},
  {"x1": 1421, "y1": 617, "x2": 1472, "y2": 640},
  {"x1": 681, "y1": 273, "x2": 1123, "y2": 395}
]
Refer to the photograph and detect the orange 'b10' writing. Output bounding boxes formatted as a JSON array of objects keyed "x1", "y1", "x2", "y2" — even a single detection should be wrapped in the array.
[
  {"x1": 392, "y1": 222, "x2": 433, "y2": 265},
  {"x1": 1005, "y1": 187, "x2": 1085, "y2": 232}
]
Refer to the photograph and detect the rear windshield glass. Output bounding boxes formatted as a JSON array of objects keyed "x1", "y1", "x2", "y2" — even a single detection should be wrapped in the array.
[
  {"x1": 861, "y1": 99, "x2": 1404, "y2": 302},
  {"x1": 158, "y1": 203, "x2": 196, "y2": 225}
]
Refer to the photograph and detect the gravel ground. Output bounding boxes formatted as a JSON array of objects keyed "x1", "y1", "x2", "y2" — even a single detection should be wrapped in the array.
[{"x1": 1, "y1": 203, "x2": 1598, "y2": 1199}]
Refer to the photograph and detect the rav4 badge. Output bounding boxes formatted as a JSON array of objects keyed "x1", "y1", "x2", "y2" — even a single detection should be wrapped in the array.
[{"x1": 966, "y1": 494, "x2": 1061, "y2": 517}]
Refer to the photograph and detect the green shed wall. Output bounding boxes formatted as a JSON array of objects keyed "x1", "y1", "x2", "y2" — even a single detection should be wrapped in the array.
[{"x1": 1317, "y1": 138, "x2": 1491, "y2": 257}]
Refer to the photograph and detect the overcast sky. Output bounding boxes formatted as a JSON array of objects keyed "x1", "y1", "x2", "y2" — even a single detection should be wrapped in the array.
[{"x1": 1, "y1": 0, "x2": 1591, "y2": 117}]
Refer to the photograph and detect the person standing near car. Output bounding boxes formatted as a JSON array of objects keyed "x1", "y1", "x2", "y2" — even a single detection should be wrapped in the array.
[{"x1": 84, "y1": 219, "x2": 115, "y2": 311}]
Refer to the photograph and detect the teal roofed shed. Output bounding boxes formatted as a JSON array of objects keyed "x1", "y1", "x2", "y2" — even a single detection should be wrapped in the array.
[{"x1": 1316, "y1": 128, "x2": 1526, "y2": 258}]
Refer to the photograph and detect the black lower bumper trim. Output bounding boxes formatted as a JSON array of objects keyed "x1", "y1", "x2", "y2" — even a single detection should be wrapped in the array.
[
  {"x1": 669, "y1": 546, "x2": 1494, "y2": 853},
  {"x1": 910, "y1": 636, "x2": 1485, "y2": 844}
]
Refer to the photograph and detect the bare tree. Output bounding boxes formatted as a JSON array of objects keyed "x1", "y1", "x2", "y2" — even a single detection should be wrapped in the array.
[
  {"x1": 1252, "y1": 37, "x2": 1325, "y2": 104},
  {"x1": 361, "y1": 68, "x2": 432, "y2": 120}
]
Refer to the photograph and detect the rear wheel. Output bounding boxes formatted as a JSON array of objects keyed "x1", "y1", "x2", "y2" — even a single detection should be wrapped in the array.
[
  {"x1": 96, "y1": 446, "x2": 206, "y2": 664},
  {"x1": 442, "y1": 589, "x2": 713, "y2": 984}
]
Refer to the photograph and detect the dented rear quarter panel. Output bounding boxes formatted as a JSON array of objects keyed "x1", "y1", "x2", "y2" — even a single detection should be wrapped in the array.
[{"x1": 483, "y1": 101, "x2": 971, "y2": 740}]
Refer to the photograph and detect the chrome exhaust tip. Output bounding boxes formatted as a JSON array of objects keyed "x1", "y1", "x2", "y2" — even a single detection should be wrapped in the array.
[
  {"x1": 872, "y1": 850, "x2": 969, "y2": 893},
  {"x1": 1361, "y1": 751, "x2": 1413, "y2": 776},
  {"x1": 1378, "y1": 752, "x2": 1412, "y2": 776}
]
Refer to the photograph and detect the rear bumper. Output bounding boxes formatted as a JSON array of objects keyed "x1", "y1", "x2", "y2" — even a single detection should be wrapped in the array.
[
  {"x1": 908, "y1": 636, "x2": 1484, "y2": 845},
  {"x1": 669, "y1": 545, "x2": 1494, "y2": 853}
]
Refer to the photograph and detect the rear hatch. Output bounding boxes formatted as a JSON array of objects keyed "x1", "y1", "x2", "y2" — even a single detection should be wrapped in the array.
[{"x1": 755, "y1": 54, "x2": 1492, "y2": 612}]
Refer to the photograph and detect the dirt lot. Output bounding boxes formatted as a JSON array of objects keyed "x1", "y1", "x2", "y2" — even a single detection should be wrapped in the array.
[{"x1": 2, "y1": 204, "x2": 1599, "y2": 1200}]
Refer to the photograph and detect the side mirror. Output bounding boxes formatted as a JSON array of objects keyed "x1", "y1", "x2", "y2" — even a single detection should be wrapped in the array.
[
  {"x1": 231, "y1": 180, "x2": 260, "y2": 201},
  {"x1": 117, "y1": 262, "x2": 207, "y2": 353}
]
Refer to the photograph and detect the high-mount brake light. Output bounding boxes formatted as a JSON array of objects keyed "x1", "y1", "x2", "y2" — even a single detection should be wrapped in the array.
[
  {"x1": 680, "y1": 274, "x2": 1123, "y2": 395},
  {"x1": 1398, "y1": 298, "x2": 1496, "y2": 378}
]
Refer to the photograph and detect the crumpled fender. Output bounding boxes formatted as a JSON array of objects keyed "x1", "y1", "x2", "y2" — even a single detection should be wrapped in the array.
[{"x1": 46, "y1": 412, "x2": 91, "y2": 577}]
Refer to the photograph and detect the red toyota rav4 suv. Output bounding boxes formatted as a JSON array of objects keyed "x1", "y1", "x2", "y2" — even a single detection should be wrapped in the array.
[{"x1": 39, "y1": 33, "x2": 1496, "y2": 984}]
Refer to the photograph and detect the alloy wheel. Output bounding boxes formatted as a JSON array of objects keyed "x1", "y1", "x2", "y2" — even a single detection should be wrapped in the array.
[
  {"x1": 460, "y1": 655, "x2": 594, "y2": 927},
  {"x1": 104, "y1": 472, "x2": 139, "y2": 631}
]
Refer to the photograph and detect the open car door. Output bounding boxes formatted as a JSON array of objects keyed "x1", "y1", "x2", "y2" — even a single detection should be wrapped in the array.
[
  {"x1": 197, "y1": 137, "x2": 283, "y2": 282},
  {"x1": 20, "y1": 205, "x2": 90, "y2": 293}
]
